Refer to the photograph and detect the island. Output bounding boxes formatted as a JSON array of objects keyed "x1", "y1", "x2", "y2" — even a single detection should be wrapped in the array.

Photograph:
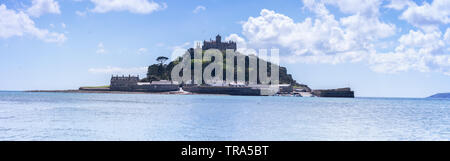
[
  {"x1": 30, "y1": 35, "x2": 355, "y2": 98},
  {"x1": 428, "y1": 93, "x2": 450, "y2": 99}
]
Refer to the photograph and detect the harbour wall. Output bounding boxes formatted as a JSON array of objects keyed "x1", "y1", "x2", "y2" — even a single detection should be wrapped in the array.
[
  {"x1": 182, "y1": 86, "x2": 261, "y2": 96},
  {"x1": 312, "y1": 88, "x2": 355, "y2": 98},
  {"x1": 82, "y1": 84, "x2": 179, "y2": 92}
]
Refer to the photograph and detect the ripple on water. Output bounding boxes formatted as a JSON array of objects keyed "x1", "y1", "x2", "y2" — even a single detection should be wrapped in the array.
[{"x1": 0, "y1": 92, "x2": 449, "y2": 141}]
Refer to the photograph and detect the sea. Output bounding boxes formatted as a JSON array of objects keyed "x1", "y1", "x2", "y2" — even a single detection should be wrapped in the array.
[{"x1": 0, "y1": 91, "x2": 449, "y2": 141}]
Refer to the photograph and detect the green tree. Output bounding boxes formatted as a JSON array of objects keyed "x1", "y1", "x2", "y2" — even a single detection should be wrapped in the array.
[
  {"x1": 145, "y1": 64, "x2": 161, "y2": 82},
  {"x1": 156, "y1": 56, "x2": 169, "y2": 65},
  {"x1": 157, "y1": 56, "x2": 169, "y2": 80}
]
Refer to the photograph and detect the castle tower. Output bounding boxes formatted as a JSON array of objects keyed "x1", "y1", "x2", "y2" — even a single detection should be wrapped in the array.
[{"x1": 216, "y1": 34, "x2": 221, "y2": 43}]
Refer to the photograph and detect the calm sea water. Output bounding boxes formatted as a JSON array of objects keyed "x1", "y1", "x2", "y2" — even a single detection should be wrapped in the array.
[{"x1": 0, "y1": 91, "x2": 449, "y2": 141}]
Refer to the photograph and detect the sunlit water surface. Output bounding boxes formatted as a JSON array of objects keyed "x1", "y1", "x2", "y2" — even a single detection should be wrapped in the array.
[{"x1": 0, "y1": 91, "x2": 449, "y2": 141}]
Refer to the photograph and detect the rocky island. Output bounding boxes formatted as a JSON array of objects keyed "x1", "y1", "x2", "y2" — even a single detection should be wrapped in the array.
[{"x1": 32, "y1": 35, "x2": 355, "y2": 98}]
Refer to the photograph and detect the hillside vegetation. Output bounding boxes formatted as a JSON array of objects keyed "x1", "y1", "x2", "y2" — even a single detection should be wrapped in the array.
[{"x1": 141, "y1": 49, "x2": 309, "y2": 90}]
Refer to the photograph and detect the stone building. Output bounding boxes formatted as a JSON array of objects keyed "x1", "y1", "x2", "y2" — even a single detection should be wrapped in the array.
[
  {"x1": 110, "y1": 75, "x2": 139, "y2": 91},
  {"x1": 202, "y1": 35, "x2": 237, "y2": 51},
  {"x1": 109, "y1": 75, "x2": 179, "y2": 92}
]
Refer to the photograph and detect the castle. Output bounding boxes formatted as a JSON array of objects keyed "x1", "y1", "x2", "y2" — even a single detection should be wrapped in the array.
[
  {"x1": 202, "y1": 35, "x2": 237, "y2": 51},
  {"x1": 109, "y1": 35, "x2": 236, "y2": 91},
  {"x1": 86, "y1": 34, "x2": 353, "y2": 97}
]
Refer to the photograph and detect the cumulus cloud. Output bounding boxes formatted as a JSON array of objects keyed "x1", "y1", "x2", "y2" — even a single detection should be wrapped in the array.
[
  {"x1": 0, "y1": 4, "x2": 66, "y2": 43},
  {"x1": 237, "y1": 5, "x2": 394, "y2": 64},
  {"x1": 88, "y1": 66, "x2": 147, "y2": 75},
  {"x1": 318, "y1": 0, "x2": 381, "y2": 17},
  {"x1": 384, "y1": 0, "x2": 414, "y2": 10},
  {"x1": 399, "y1": 0, "x2": 450, "y2": 31},
  {"x1": 227, "y1": 0, "x2": 450, "y2": 75},
  {"x1": 90, "y1": 0, "x2": 167, "y2": 14},
  {"x1": 225, "y1": 34, "x2": 248, "y2": 51},
  {"x1": 193, "y1": 5, "x2": 206, "y2": 14},
  {"x1": 370, "y1": 0, "x2": 450, "y2": 74},
  {"x1": 370, "y1": 29, "x2": 450, "y2": 74},
  {"x1": 26, "y1": 0, "x2": 61, "y2": 17},
  {"x1": 340, "y1": 14, "x2": 396, "y2": 40}
]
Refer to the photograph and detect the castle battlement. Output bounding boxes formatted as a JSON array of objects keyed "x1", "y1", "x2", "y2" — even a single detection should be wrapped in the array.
[
  {"x1": 202, "y1": 34, "x2": 237, "y2": 51},
  {"x1": 111, "y1": 75, "x2": 139, "y2": 81}
]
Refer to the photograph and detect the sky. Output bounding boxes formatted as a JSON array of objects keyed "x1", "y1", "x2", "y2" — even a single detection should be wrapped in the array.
[{"x1": 0, "y1": 0, "x2": 449, "y2": 98}]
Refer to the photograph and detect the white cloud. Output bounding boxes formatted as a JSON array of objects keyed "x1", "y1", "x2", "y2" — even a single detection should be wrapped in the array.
[
  {"x1": 227, "y1": 1, "x2": 450, "y2": 75},
  {"x1": 26, "y1": 0, "x2": 61, "y2": 17},
  {"x1": 137, "y1": 47, "x2": 148, "y2": 54},
  {"x1": 90, "y1": 0, "x2": 167, "y2": 14},
  {"x1": 225, "y1": 34, "x2": 259, "y2": 56},
  {"x1": 225, "y1": 34, "x2": 247, "y2": 50},
  {"x1": 170, "y1": 42, "x2": 192, "y2": 61},
  {"x1": 0, "y1": 4, "x2": 66, "y2": 43},
  {"x1": 340, "y1": 14, "x2": 396, "y2": 40},
  {"x1": 75, "y1": 10, "x2": 87, "y2": 16},
  {"x1": 377, "y1": 0, "x2": 450, "y2": 75},
  {"x1": 238, "y1": 6, "x2": 395, "y2": 64},
  {"x1": 384, "y1": 0, "x2": 414, "y2": 10},
  {"x1": 96, "y1": 42, "x2": 106, "y2": 54},
  {"x1": 323, "y1": 0, "x2": 381, "y2": 17},
  {"x1": 399, "y1": 0, "x2": 450, "y2": 31},
  {"x1": 236, "y1": 1, "x2": 450, "y2": 75},
  {"x1": 445, "y1": 28, "x2": 450, "y2": 44},
  {"x1": 397, "y1": 30, "x2": 445, "y2": 54},
  {"x1": 61, "y1": 23, "x2": 66, "y2": 29},
  {"x1": 370, "y1": 28, "x2": 450, "y2": 74},
  {"x1": 88, "y1": 66, "x2": 147, "y2": 75},
  {"x1": 193, "y1": 5, "x2": 206, "y2": 14},
  {"x1": 303, "y1": 0, "x2": 382, "y2": 18},
  {"x1": 302, "y1": 0, "x2": 331, "y2": 17}
]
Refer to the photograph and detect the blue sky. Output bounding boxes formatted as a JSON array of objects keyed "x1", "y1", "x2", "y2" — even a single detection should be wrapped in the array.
[{"x1": 0, "y1": 0, "x2": 449, "y2": 98}]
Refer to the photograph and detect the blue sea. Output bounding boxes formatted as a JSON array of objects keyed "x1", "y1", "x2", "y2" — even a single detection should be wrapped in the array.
[{"x1": 0, "y1": 91, "x2": 449, "y2": 141}]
